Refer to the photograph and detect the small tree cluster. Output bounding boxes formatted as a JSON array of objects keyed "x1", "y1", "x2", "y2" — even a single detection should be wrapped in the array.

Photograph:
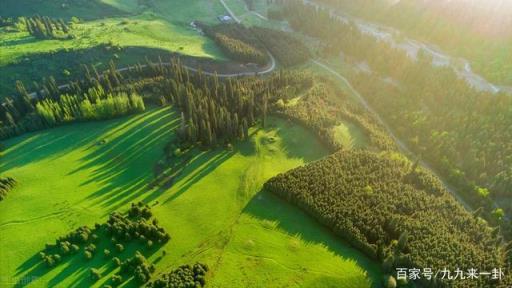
[
  {"x1": 120, "y1": 251, "x2": 155, "y2": 284},
  {"x1": 0, "y1": 16, "x2": 16, "y2": 27},
  {"x1": 39, "y1": 251, "x2": 62, "y2": 267},
  {"x1": 0, "y1": 177, "x2": 16, "y2": 201},
  {"x1": 36, "y1": 203, "x2": 169, "y2": 269},
  {"x1": 90, "y1": 267, "x2": 102, "y2": 281},
  {"x1": 146, "y1": 263, "x2": 208, "y2": 288},
  {"x1": 24, "y1": 15, "x2": 71, "y2": 40},
  {"x1": 106, "y1": 202, "x2": 170, "y2": 244},
  {"x1": 36, "y1": 90, "x2": 145, "y2": 127},
  {"x1": 128, "y1": 201, "x2": 153, "y2": 219}
]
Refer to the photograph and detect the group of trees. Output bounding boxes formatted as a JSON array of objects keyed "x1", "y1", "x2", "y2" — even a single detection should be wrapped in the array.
[
  {"x1": 250, "y1": 26, "x2": 311, "y2": 67},
  {"x1": 35, "y1": 202, "x2": 208, "y2": 288},
  {"x1": 24, "y1": 15, "x2": 71, "y2": 40},
  {"x1": 36, "y1": 90, "x2": 144, "y2": 127},
  {"x1": 120, "y1": 251, "x2": 155, "y2": 284},
  {"x1": 40, "y1": 225, "x2": 94, "y2": 267},
  {"x1": 277, "y1": 0, "x2": 511, "y2": 237},
  {"x1": 0, "y1": 85, "x2": 145, "y2": 139},
  {"x1": 106, "y1": 202, "x2": 171, "y2": 245},
  {"x1": 38, "y1": 202, "x2": 169, "y2": 269},
  {"x1": 146, "y1": 263, "x2": 208, "y2": 288},
  {"x1": 0, "y1": 59, "x2": 144, "y2": 140},
  {"x1": 0, "y1": 49, "x2": 314, "y2": 149},
  {"x1": 265, "y1": 150, "x2": 511, "y2": 287},
  {"x1": 0, "y1": 16, "x2": 16, "y2": 27},
  {"x1": 0, "y1": 177, "x2": 16, "y2": 201},
  {"x1": 201, "y1": 24, "x2": 268, "y2": 65},
  {"x1": 202, "y1": 23, "x2": 312, "y2": 67},
  {"x1": 351, "y1": 66, "x2": 512, "y2": 229},
  {"x1": 132, "y1": 57, "x2": 314, "y2": 148},
  {"x1": 276, "y1": 80, "x2": 396, "y2": 152}
]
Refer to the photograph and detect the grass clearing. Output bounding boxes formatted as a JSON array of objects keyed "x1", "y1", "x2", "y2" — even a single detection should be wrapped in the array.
[
  {"x1": 332, "y1": 121, "x2": 368, "y2": 150},
  {"x1": 0, "y1": 109, "x2": 380, "y2": 287}
]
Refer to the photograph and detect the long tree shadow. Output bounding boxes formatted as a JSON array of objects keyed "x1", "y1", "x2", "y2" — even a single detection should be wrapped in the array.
[
  {"x1": 70, "y1": 107, "x2": 181, "y2": 212},
  {"x1": 0, "y1": 119, "x2": 122, "y2": 173},
  {"x1": 161, "y1": 148, "x2": 236, "y2": 205},
  {"x1": 242, "y1": 189, "x2": 383, "y2": 287}
]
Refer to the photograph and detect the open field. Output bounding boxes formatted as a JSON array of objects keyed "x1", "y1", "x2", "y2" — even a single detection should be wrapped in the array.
[{"x1": 0, "y1": 107, "x2": 381, "y2": 287}]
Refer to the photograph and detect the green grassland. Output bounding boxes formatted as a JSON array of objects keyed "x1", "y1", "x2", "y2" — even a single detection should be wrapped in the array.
[
  {"x1": 332, "y1": 122, "x2": 368, "y2": 150},
  {"x1": 0, "y1": 107, "x2": 381, "y2": 287},
  {"x1": 0, "y1": 0, "x2": 228, "y2": 98}
]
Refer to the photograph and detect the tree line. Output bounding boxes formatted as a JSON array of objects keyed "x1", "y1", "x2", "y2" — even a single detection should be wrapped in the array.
[
  {"x1": 265, "y1": 150, "x2": 512, "y2": 288},
  {"x1": 0, "y1": 59, "x2": 140, "y2": 140},
  {"x1": 0, "y1": 51, "x2": 313, "y2": 149},
  {"x1": 201, "y1": 23, "x2": 268, "y2": 65},
  {"x1": 250, "y1": 26, "x2": 311, "y2": 67},
  {"x1": 24, "y1": 15, "x2": 71, "y2": 40},
  {"x1": 201, "y1": 23, "x2": 312, "y2": 67},
  {"x1": 116, "y1": 56, "x2": 315, "y2": 148}
]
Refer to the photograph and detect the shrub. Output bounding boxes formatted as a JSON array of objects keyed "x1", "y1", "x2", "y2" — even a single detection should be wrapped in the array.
[
  {"x1": 90, "y1": 268, "x2": 102, "y2": 281},
  {"x1": 84, "y1": 250, "x2": 93, "y2": 260}
]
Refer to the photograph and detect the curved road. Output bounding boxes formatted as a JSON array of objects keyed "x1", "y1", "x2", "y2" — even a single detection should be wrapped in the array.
[{"x1": 28, "y1": 47, "x2": 276, "y2": 99}]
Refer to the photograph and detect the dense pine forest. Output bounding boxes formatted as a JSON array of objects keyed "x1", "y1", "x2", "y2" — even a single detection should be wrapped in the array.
[
  {"x1": 169, "y1": 69, "x2": 314, "y2": 147},
  {"x1": 0, "y1": 60, "x2": 145, "y2": 139},
  {"x1": 265, "y1": 150, "x2": 512, "y2": 288},
  {"x1": 278, "y1": 0, "x2": 512, "y2": 237},
  {"x1": 202, "y1": 23, "x2": 311, "y2": 67},
  {"x1": 250, "y1": 26, "x2": 311, "y2": 67},
  {"x1": 201, "y1": 24, "x2": 268, "y2": 65}
]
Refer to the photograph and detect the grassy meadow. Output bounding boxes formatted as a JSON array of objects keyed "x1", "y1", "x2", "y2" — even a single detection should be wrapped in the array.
[{"x1": 0, "y1": 107, "x2": 381, "y2": 287}]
